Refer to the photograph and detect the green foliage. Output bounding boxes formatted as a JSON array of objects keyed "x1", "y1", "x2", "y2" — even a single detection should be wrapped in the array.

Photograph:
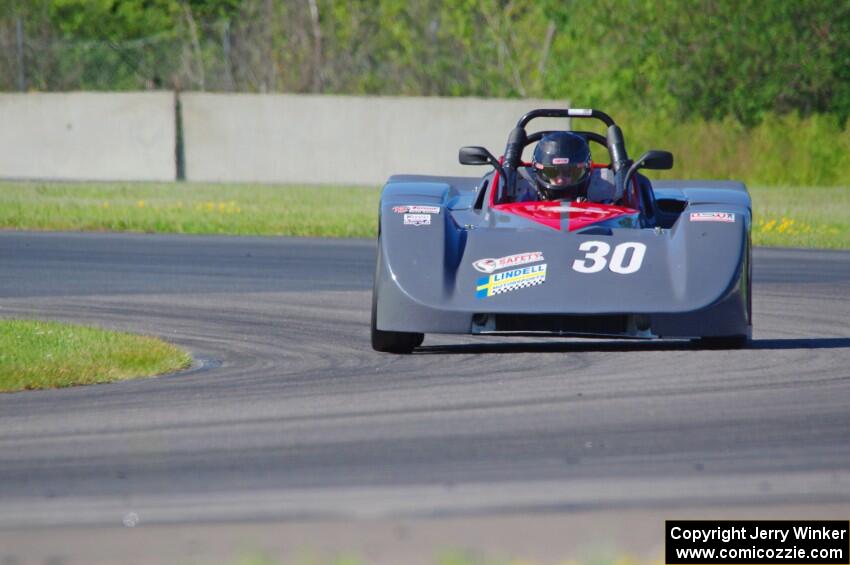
[
  {"x1": 186, "y1": 0, "x2": 241, "y2": 20},
  {"x1": 611, "y1": 110, "x2": 850, "y2": 187},
  {"x1": 3, "y1": 0, "x2": 847, "y2": 125},
  {"x1": 537, "y1": 0, "x2": 850, "y2": 125},
  {"x1": 48, "y1": 0, "x2": 180, "y2": 39}
]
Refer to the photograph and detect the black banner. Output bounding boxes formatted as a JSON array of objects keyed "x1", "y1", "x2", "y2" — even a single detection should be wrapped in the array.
[{"x1": 666, "y1": 521, "x2": 849, "y2": 564}]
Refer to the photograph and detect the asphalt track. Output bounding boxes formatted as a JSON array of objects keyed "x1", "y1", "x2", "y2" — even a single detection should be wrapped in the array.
[{"x1": 0, "y1": 232, "x2": 849, "y2": 561}]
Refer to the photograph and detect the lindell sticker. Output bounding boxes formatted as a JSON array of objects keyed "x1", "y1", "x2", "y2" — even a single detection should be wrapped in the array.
[{"x1": 476, "y1": 264, "x2": 547, "y2": 299}]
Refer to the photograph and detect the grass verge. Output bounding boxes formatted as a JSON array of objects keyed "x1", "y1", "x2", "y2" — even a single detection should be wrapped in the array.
[
  {"x1": 748, "y1": 185, "x2": 849, "y2": 249},
  {"x1": 0, "y1": 319, "x2": 192, "y2": 392},
  {"x1": 0, "y1": 181, "x2": 379, "y2": 238},
  {"x1": 0, "y1": 181, "x2": 846, "y2": 249}
]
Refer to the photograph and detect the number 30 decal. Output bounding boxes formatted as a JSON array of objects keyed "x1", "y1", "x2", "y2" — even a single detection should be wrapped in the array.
[{"x1": 572, "y1": 241, "x2": 646, "y2": 274}]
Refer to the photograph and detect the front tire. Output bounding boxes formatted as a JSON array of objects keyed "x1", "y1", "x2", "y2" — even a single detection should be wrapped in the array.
[
  {"x1": 371, "y1": 239, "x2": 424, "y2": 354},
  {"x1": 371, "y1": 321, "x2": 424, "y2": 353},
  {"x1": 694, "y1": 237, "x2": 753, "y2": 350},
  {"x1": 693, "y1": 335, "x2": 750, "y2": 349}
]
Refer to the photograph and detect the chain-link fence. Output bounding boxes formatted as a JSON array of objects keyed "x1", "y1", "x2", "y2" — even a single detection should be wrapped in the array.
[
  {"x1": 2, "y1": 29, "x2": 174, "y2": 91},
  {"x1": 0, "y1": 1, "x2": 536, "y2": 97},
  {"x1": 0, "y1": 18, "x2": 237, "y2": 92}
]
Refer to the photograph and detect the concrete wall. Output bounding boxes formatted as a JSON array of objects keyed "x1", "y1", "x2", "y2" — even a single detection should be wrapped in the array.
[
  {"x1": 0, "y1": 92, "x2": 175, "y2": 182},
  {"x1": 0, "y1": 92, "x2": 571, "y2": 184},
  {"x1": 182, "y1": 94, "x2": 569, "y2": 185}
]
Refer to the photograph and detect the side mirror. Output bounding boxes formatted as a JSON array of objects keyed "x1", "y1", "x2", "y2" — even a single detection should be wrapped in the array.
[
  {"x1": 638, "y1": 150, "x2": 674, "y2": 170},
  {"x1": 459, "y1": 146, "x2": 505, "y2": 179},
  {"x1": 459, "y1": 146, "x2": 498, "y2": 166},
  {"x1": 624, "y1": 149, "x2": 674, "y2": 187}
]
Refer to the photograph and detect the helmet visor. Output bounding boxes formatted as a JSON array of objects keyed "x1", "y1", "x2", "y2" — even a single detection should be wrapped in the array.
[{"x1": 536, "y1": 161, "x2": 589, "y2": 187}]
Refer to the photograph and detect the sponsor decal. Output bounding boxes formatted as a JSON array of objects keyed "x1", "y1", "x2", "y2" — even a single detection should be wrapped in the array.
[
  {"x1": 552, "y1": 157, "x2": 570, "y2": 165},
  {"x1": 393, "y1": 205, "x2": 441, "y2": 214},
  {"x1": 568, "y1": 108, "x2": 594, "y2": 116},
  {"x1": 476, "y1": 264, "x2": 547, "y2": 299},
  {"x1": 472, "y1": 251, "x2": 545, "y2": 274},
  {"x1": 690, "y1": 212, "x2": 735, "y2": 223},
  {"x1": 404, "y1": 213, "x2": 431, "y2": 226}
]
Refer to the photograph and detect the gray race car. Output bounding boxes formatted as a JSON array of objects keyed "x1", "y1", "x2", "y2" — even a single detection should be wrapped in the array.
[{"x1": 371, "y1": 108, "x2": 752, "y2": 353}]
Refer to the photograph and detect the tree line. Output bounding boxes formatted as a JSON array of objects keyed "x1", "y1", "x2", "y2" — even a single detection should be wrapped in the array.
[{"x1": 1, "y1": 0, "x2": 848, "y2": 126}]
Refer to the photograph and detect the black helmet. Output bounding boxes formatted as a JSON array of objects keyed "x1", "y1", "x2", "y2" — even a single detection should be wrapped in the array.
[{"x1": 531, "y1": 132, "x2": 592, "y2": 200}]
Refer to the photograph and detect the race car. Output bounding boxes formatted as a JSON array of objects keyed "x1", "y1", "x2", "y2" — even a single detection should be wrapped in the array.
[{"x1": 371, "y1": 108, "x2": 752, "y2": 353}]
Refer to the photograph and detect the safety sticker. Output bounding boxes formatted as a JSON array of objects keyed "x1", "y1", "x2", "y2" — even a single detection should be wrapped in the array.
[
  {"x1": 472, "y1": 251, "x2": 544, "y2": 274},
  {"x1": 690, "y1": 212, "x2": 735, "y2": 222},
  {"x1": 404, "y1": 213, "x2": 431, "y2": 226},
  {"x1": 393, "y1": 205, "x2": 441, "y2": 214},
  {"x1": 476, "y1": 264, "x2": 547, "y2": 299}
]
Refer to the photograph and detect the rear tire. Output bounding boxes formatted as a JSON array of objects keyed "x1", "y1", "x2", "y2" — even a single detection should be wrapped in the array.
[{"x1": 371, "y1": 239, "x2": 424, "y2": 354}]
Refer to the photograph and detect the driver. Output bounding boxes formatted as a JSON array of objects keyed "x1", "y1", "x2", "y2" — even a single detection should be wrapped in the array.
[
  {"x1": 531, "y1": 131, "x2": 592, "y2": 200},
  {"x1": 516, "y1": 131, "x2": 593, "y2": 202}
]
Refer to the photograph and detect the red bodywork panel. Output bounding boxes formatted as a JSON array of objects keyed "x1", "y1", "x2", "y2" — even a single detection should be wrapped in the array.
[
  {"x1": 494, "y1": 200, "x2": 638, "y2": 232},
  {"x1": 488, "y1": 167, "x2": 638, "y2": 232}
]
